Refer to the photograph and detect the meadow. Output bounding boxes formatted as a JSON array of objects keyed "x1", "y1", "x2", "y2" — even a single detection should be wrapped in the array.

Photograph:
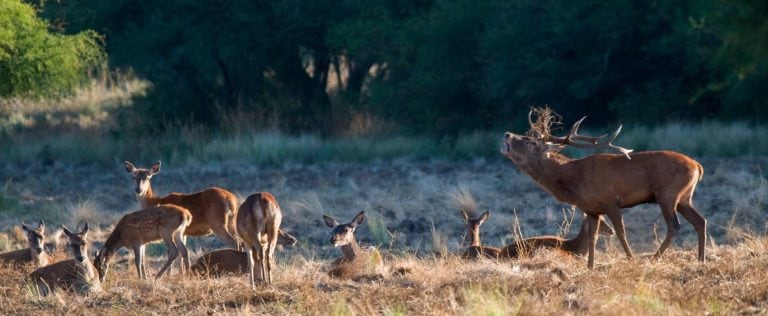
[{"x1": 1, "y1": 80, "x2": 768, "y2": 315}]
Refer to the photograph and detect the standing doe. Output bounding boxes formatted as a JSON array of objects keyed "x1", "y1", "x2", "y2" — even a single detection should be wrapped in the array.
[
  {"x1": 236, "y1": 192, "x2": 282, "y2": 288},
  {"x1": 124, "y1": 161, "x2": 240, "y2": 249},
  {"x1": 94, "y1": 205, "x2": 192, "y2": 282}
]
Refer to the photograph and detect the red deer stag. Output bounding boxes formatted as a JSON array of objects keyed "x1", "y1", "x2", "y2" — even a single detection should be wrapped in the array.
[
  {"x1": 124, "y1": 161, "x2": 239, "y2": 249},
  {"x1": 500, "y1": 109, "x2": 706, "y2": 269}
]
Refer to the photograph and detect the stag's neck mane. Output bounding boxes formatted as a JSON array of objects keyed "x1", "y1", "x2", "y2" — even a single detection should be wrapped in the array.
[{"x1": 518, "y1": 152, "x2": 581, "y2": 204}]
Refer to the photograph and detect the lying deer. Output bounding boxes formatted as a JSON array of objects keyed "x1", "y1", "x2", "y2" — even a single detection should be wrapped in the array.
[
  {"x1": 94, "y1": 204, "x2": 192, "y2": 282},
  {"x1": 236, "y1": 192, "x2": 282, "y2": 288},
  {"x1": 124, "y1": 161, "x2": 240, "y2": 249},
  {"x1": 460, "y1": 210, "x2": 614, "y2": 259},
  {"x1": 501, "y1": 109, "x2": 707, "y2": 268},
  {"x1": 0, "y1": 221, "x2": 53, "y2": 268},
  {"x1": 29, "y1": 223, "x2": 99, "y2": 296},
  {"x1": 323, "y1": 211, "x2": 384, "y2": 279},
  {"x1": 191, "y1": 229, "x2": 297, "y2": 278}
]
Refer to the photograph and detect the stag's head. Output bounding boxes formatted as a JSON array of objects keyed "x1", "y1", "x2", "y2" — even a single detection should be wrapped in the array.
[
  {"x1": 501, "y1": 108, "x2": 633, "y2": 164},
  {"x1": 62, "y1": 223, "x2": 89, "y2": 263},
  {"x1": 21, "y1": 220, "x2": 46, "y2": 256},
  {"x1": 124, "y1": 161, "x2": 161, "y2": 195},
  {"x1": 323, "y1": 211, "x2": 365, "y2": 247}
]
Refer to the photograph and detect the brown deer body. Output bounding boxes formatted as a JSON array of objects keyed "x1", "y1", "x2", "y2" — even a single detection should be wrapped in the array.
[
  {"x1": 94, "y1": 204, "x2": 192, "y2": 282},
  {"x1": 30, "y1": 223, "x2": 99, "y2": 296},
  {"x1": 460, "y1": 210, "x2": 614, "y2": 260},
  {"x1": 236, "y1": 192, "x2": 282, "y2": 288},
  {"x1": 124, "y1": 161, "x2": 240, "y2": 249},
  {"x1": 191, "y1": 229, "x2": 296, "y2": 278},
  {"x1": 0, "y1": 221, "x2": 53, "y2": 268},
  {"x1": 323, "y1": 211, "x2": 384, "y2": 279},
  {"x1": 501, "y1": 110, "x2": 707, "y2": 268},
  {"x1": 500, "y1": 214, "x2": 615, "y2": 258}
]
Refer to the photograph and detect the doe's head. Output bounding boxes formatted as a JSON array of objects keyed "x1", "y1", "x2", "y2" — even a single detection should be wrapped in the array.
[
  {"x1": 124, "y1": 161, "x2": 161, "y2": 195},
  {"x1": 21, "y1": 220, "x2": 46, "y2": 255},
  {"x1": 323, "y1": 211, "x2": 365, "y2": 247},
  {"x1": 62, "y1": 223, "x2": 89, "y2": 263}
]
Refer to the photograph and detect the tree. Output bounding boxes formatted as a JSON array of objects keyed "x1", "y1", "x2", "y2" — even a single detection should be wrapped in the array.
[{"x1": 0, "y1": 0, "x2": 104, "y2": 98}]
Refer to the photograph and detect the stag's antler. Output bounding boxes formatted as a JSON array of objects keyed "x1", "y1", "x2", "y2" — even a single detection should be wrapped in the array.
[{"x1": 528, "y1": 111, "x2": 634, "y2": 159}]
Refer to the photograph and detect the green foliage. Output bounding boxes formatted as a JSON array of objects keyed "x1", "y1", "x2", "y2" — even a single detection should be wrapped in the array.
[
  {"x1": 29, "y1": 0, "x2": 768, "y2": 134},
  {"x1": 0, "y1": 0, "x2": 104, "y2": 98}
]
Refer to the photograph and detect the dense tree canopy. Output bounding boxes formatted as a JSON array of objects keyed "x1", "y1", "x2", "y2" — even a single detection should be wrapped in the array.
[
  {"x1": 0, "y1": 0, "x2": 104, "y2": 98},
  {"x1": 31, "y1": 0, "x2": 768, "y2": 134}
]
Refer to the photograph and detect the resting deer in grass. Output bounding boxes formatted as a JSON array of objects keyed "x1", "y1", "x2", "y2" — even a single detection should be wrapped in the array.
[
  {"x1": 30, "y1": 223, "x2": 99, "y2": 296},
  {"x1": 500, "y1": 108, "x2": 707, "y2": 268},
  {"x1": 236, "y1": 192, "x2": 282, "y2": 288},
  {"x1": 323, "y1": 211, "x2": 384, "y2": 279},
  {"x1": 124, "y1": 161, "x2": 240, "y2": 249},
  {"x1": 192, "y1": 229, "x2": 296, "y2": 278},
  {"x1": 93, "y1": 204, "x2": 192, "y2": 282},
  {"x1": 459, "y1": 210, "x2": 502, "y2": 259},
  {"x1": 0, "y1": 221, "x2": 53, "y2": 268},
  {"x1": 499, "y1": 213, "x2": 615, "y2": 258},
  {"x1": 459, "y1": 210, "x2": 613, "y2": 259}
]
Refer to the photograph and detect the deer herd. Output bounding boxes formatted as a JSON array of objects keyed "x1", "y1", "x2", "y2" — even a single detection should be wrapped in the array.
[{"x1": 0, "y1": 108, "x2": 709, "y2": 296}]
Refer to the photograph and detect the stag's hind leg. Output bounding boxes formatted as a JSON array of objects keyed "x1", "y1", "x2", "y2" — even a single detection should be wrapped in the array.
[
  {"x1": 605, "y1": 208, "x2": 634, "y2": 258},
  {"x1": 677, "y1": 191, "x2": 707, "y2": 262}
]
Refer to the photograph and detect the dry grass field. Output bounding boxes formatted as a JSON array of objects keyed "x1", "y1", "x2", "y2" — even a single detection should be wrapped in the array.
[{"x1": 0, "y1": 156, "x2": 766, "y2": 314}]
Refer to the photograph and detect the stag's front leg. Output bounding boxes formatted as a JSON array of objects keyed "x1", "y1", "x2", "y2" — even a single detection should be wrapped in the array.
[{"x1": 605, "y1": 208, "x2": 634, "y2": 258}]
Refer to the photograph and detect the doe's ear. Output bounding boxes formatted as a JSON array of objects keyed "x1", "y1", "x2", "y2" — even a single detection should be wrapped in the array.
[
  {"x1": 81, "y1": 222, "x2": 89, "y2": 234},
  {"x1": 350, "y1": 211, "x2": 365, "y2": 228},
  {"x1": 124, "y1": 161, "x2": 136, "y2": 173},
  {"x1": 150, "y1": 161, "x2": 161, "y2": 175},
  {"x1": 61, "y1": 225, "x2": 74, "y2": 237},
  {"x1": 478, "y1": 211, "x2": 490, "y2": 224},
  {"x1": 323, "y1": 215, "x2": 339, "y2": 228},
  {"x1": 21, "y1": 221, "x2": 31, "y2": 232},
  {"x1": 38, "y1": 220, "x2": 45, "y2": 230},
  {"x1": 459, "y1": 209, "x2": 470, "y2": 222}
]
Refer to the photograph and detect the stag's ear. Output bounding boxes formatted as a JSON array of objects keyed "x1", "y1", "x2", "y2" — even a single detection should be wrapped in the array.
[
  {"x1": 21, "y1": 221, "x2": 31, "y2": 232},
  {"x1": 544, "y1": 142, "x2": 565, "y2": 153},
  {"x1": 124, "y1": 161, "x2": 136, "y2": 173},
  {"x1": 350, "y1": 211, "x2": 365, "y2": 228},
  {"x1": 150, "y1": 161, "x2": 161, "y2": 175},
  {"x1": 459, "y1": 209, "x2": 470, "y2": 222},
  {"x1": 478, "y1": 211, "x2": 490, "y2": 224},
  {"x1": 323, "y1": 215, "x2": 339, "y2": 228},
  {"x1": 81, "y1": 222, "x2": 89, "y2": 234}
]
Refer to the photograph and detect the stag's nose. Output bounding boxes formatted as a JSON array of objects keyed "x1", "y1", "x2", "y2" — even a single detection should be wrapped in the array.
[
  {"x1": 504, "y1": 132, "x2": 514, "y2": 140},
  {"x1": 75, "y1": 255, "x2": 85, "y2": 262},
  {"x1": 35, "y1": 247, "x2": 43, "y2": 253},
  {"x1": 135, "y1": 188, "x2": 141, "y2": 194}
]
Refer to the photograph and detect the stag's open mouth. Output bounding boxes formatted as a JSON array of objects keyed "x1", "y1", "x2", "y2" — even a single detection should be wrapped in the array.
[{"x1": 500, "y1": 142, "x2": 511, "y2": 154}]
